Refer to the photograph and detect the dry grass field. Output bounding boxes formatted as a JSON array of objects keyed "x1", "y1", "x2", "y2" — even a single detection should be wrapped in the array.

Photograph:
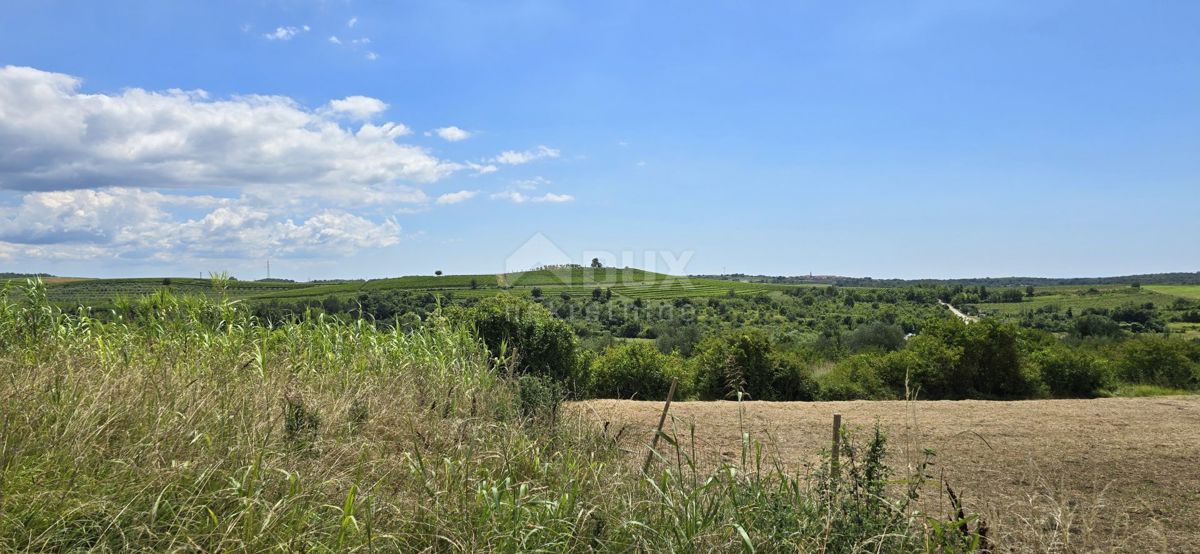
[{"x1": 576, "y1": 396, "x2": 1200, "y2": 552}]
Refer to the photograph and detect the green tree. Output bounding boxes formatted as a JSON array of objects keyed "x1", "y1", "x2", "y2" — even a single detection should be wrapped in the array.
[
  {"x1": 691, "y1": 329, "x2": 816, "y2": 401},
  {"x1": 844, "y1": 322, "x2": 906, "y2": 353},
  {"x1": 463, "y1": 295, "x2": 581, "y2": 385}
]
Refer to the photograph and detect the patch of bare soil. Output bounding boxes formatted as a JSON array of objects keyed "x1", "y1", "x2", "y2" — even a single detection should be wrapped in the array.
[{"x1": 574, "y1": 397, "x2": 1200, "y2": 552}]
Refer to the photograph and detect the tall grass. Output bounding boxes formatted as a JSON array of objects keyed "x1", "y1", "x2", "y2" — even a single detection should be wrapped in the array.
[{"x1": 0, "y1": 280, "x2": 981, "y2": 551}]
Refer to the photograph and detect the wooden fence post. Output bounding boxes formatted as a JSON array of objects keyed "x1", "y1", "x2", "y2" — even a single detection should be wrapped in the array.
[
  {"x1": 830, "y1": 413, "x2": 842, "y2": 477},
  {"x1": 642, "y1": 379, "x2": 678, "y2": 474}
]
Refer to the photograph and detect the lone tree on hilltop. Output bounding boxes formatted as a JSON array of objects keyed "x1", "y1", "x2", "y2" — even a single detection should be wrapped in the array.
[
  {"x1": 435, "y1": 270, "x2": 443, "y2": 277},
  {"x1": 591, "y1": 258, "x2": 603, "y2": 269}
]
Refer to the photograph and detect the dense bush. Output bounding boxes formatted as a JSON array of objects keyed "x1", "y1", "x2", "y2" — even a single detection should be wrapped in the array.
[
  {"x1": 843, "y1": 322, "x2": 906, "y2": 353},
  {"x1": 875, "y1": 318, "x2": 1037, "y2": 399},
  {"x1": 654, "y1": 322, "x2": 702, "y2": 356},
  {"x1": 691, "y1": 330, "x2": 817, "y2": 401},
  {"x1": 816, "y1": 355, "x2": 894, "y2": 400},
  {"x1": 1117, "y1": 336, "x2": 1198, "y2": 389},
  {"x1": 1071, "y1": 314, "x2": 1123, "y2": 339},
  {"x1": 589, "y1": 341, "x2": 689, "y2": 400},
  {"x1": 872, "y1": 335, "x2": 958, "y2": 399},
  {"x1": 460, "y1": 295, "x2": 582, "y2": 385},
  {"x1": 1030, "y1": 347, "x2": 1111, "y2": 397}
]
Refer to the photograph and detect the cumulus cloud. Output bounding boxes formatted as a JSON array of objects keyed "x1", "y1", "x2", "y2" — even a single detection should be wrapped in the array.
[
  {"x1": 324, "y1": 95, "x2": 389, "y2": 120},
  {"x1": 492, "y1": 145, "x2": 560, "y2": 165},
  {"x1": 328, "y1": 35, "x2": 342, "y2": 45},
  {"x1": 0, "y1": 66, "x2": 457, "y2": 191},
  {"x1": 435, "y1": 190, "x2": 478, "y2": 205},
  {"x1": 0, "y1": 66, "x2": 568, "y2": 263},
  {"x1": 264, "y1": 25, "x2": 309, "y2": 41},
  {"x1": 347, "y1": 17, "x2": 358, "y2": 28},
  {"x1": 365, "y1": 52, "x2": 379, "y2": 61},
  {"x1": 430, "y1": 126, "x2": 472, "y2": 142},
  {"x1": 0, "y1": 187, "x2": 400, "y2": 261}
]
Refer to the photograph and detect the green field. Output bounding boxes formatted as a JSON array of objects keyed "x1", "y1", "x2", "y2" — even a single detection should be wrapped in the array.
[
  {"x1": 975, "y1": 285, "x2": 1188, "y2": 316},
  {"x1": 21, "y1": 269, "x2": 811, "y2": 309},
  {"x1": 1147, "y1": 285, "x2": 1200, "y2": 300}
]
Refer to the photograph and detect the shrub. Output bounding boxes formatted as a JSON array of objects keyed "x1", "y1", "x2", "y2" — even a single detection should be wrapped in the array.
[
  {"x1": 1030, "y1": 347, "x2": 1111, "y2": 397},
  {"x1": 1118, "y1": 336, "x2": 1198, "y2": 389},
  {"x1": 655, "y1": 323, "x2": 702, "y2": 356},
  {"x1": 691, "y1": 330, "x2": 817, "y2": 401},
  {"x1": 884, "y1": 318, "x2": 1037, "y2": 399},
  {"x1": 875, "y1": 336, "x2": 961, "y2": 399},
  {"x1": 843, "y1": 322, "x2": 906, "y2": 353},
  {"x1": 1071, "y1": 314, "x2": 1123, "y2": 339},
  {"x1": 516, "y1": 373, "x2": 564, "y2": 423},
  {"x1": 589, "y1": 341, "x2": 690, "y2": 400},
  {"x1": 816, "y1": 354, "x2": 893, "y2": 400},
  {"x1": 959, "y1": 319, "x2": 1038, "y2": 398},
  {"x1": 460, "y1": 295, "x2": 581, "y2": 385}
]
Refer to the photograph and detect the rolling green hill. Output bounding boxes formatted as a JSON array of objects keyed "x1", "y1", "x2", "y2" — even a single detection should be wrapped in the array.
[{"x1": 20, "y1": 268, "x2": 811, "y2": 309}]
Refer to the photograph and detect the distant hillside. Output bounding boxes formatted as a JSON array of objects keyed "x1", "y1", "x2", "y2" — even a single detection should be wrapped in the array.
[
  {"x1": 30, "y1": 268, "x2": 803, "y2": 308},
  {"x1": 704, "y1": 272, "x2": 1200, "y2": 288},
  {"x1": 0, "y1": 272, "x2": 56, "y2": 279}
]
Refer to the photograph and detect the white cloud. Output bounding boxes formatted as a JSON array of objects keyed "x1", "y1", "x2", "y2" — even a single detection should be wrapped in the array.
[
  {"x1": 466, "y1": 162, "x2": 498, "y2": 175},
  {"x1": 0, "y1": 66, "x2": 567, "y2": 262},
  {"x1": 492, "y1": 145, "x2": 560, "y2": 165},
  {"x1": 490, "y1": 191, "x2": 574, "y2": 204},
  {"x1": 0, "y1": 66, "x2": 457, "y2": 191},
  {"x1": 347, "y1": 17, "x2": 358, "y2": 28},
  {"x1": 430, "y1": 126, "x2": 472, "y2": 142},
  {"x1": 0, "y1": 187, "x2": 401, "y2": 261},
  {"x1": 264, "y1": 26, "x2": 308, "y2": 41},
  {"x1": 435, "y1": 190, "x2": 478, "y2": 205},
  {"x1": 538, "y1": 193, "x2": 574, "y2": 203},
  {"x1": 365, "y1": 52, "x2": 379, "y2": 61},
  {"x1": 328, "y1": 35, "x2": 342, "y2": 45},
  {"x1": 324, "y1": 95, "x2": 389, "y2": 120},
  {"x1": 514, "y1": 176, "x2": 551, "y2": 189}
]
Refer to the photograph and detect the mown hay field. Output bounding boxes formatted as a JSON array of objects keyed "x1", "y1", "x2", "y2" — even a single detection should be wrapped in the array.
[{"x1": 578, "y1": 396, "x2": 1200, "y2": 552}]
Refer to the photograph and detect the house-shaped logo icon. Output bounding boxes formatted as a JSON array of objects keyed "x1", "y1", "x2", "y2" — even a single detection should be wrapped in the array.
[{"x1": 504, "y1": 233, "x2": 572, "y2": 285}]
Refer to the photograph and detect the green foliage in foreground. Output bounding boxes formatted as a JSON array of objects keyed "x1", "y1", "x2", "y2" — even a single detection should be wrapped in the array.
[{"x1": 0, "y1": 282, "x2": 984, "y2": 552}]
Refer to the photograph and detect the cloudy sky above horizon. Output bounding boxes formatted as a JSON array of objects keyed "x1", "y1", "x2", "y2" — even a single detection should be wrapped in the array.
[{"x1": 1, "y1": 1, "x2": 1197, "y2": 280}]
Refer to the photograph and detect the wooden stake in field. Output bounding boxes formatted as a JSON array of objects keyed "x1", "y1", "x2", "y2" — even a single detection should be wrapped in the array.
[
  {"x1": 642, "y1": 379, "x2": 678, "y2": 474},
  {"x1": 830, "y1": 413, "x2": 842, "y2": 477}
]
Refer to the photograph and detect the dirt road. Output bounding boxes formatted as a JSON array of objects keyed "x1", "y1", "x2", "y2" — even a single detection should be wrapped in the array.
[
  {"x1": 939, "y1": 300, "x2": 979, "y2": 323},
  {"x1": 575, "y1": 396, "x2": 1200, "y2": 552}
]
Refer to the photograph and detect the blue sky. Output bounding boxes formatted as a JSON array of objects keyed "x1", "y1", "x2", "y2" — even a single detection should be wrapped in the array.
[{"x1": 0, "y1": 1, "x2": 1197, "y2": 280}]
